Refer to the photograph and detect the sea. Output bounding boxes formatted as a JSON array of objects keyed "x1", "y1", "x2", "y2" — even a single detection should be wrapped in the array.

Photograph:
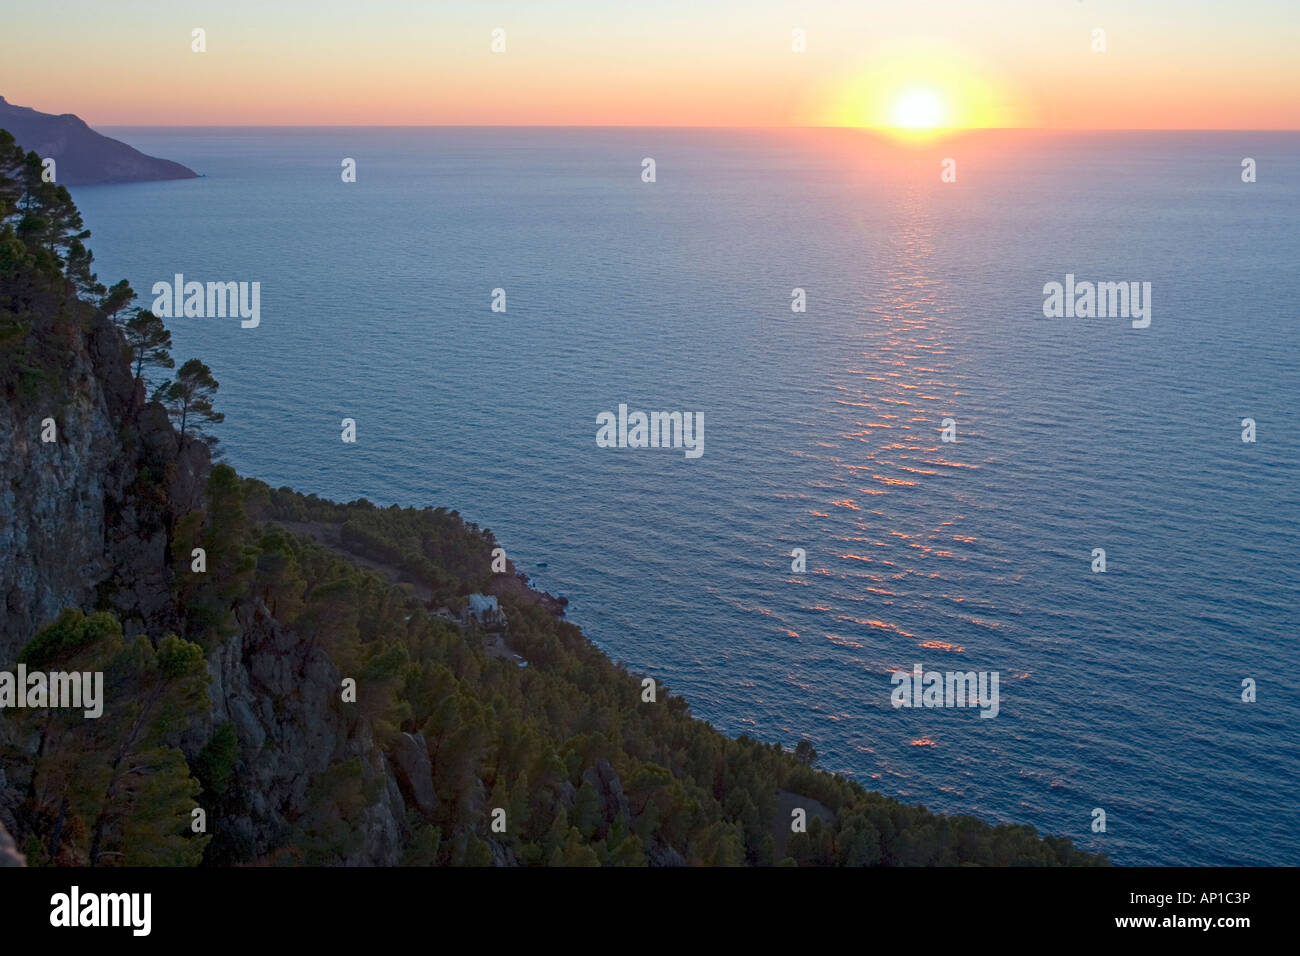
[{"x1": 71, "y1": 127, "x2": 1300, "y2": 865}]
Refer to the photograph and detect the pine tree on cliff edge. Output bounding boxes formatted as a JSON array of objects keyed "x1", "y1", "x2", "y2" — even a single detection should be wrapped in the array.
[
  {"x1": 124, "y1": 309, "x2": 173, "y2": 386},
  {"x1": 154, "y1": 358, "x2": 223, "y2": 441}
]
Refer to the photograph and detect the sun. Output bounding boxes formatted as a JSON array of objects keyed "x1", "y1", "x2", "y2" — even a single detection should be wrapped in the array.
[
  {"x1": 891, "y1": 88, "x2": 947, "y2": 130},
  {"x1": 821, "y1": 43, "x2": 1023, "y2": 138}
]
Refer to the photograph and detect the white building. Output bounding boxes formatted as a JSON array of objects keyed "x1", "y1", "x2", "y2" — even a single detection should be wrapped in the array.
[{"x1": 463, "y1": 594, "x2": 507, "y2": 630}]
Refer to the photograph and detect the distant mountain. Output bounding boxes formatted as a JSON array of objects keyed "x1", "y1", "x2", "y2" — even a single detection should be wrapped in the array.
[{"x1": 0, "y1": 95, "x2": 197, "y2": 185}]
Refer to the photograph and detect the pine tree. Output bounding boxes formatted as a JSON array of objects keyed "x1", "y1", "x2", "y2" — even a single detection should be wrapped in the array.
[
  {"x1": 63, "y1": 236, "x2": 102, "y2": 301},
  {"x1": 155, "y1": 358, "x2": 224, "y2": 437},
  {"x1": 100, "y1": 279, "x2": 136, "y2": 325},
  {"x1": 15, "y1": 611, "x2": 211, "y2": 867},
  {"x1": 20, "y1": 177, "x2": 91, "y2": 263},
  {"x1": 0, "y1": 131, "x2": 26, "y2": 219},
  {"x1": 124, "y1": 309, "x2": 173, "y2": 384}
]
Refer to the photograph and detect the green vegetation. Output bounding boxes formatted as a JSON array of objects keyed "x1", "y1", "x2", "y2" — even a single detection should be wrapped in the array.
[
  {"x1": 146, "y1": 469, "x2": 1103, "y2": 866},
  {"x1": 154, "y1": 358, "x2": 224, "y2": 439},
  {"x1": 1, "y1": 128, "x2": 191, "y2": 414},
  {"x1": 124, "y1": 309, "x2": 173, "y2": 385},
  {"x1": 0, "y1": 130, "x2": 95, "y2": 404},
  {"x1": 11, "y1": 610, "x2": 209, "y2": 867}
]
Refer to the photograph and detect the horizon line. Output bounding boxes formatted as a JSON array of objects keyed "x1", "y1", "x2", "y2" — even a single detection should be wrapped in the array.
[{"x1": 90, "y1": 124, "x2": 1300, "y2": 132}]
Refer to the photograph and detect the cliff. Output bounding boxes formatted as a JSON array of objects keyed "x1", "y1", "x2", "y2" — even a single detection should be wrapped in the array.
[
  {"x1": 0, "y1": 239, "x2": 404, "y2": 865},
  {"x1": 0, "y1": 307, "x2": 205, "y2": 662},
  {"x1": 0, "y1": 97, "x2": 197, "y2": 185}
]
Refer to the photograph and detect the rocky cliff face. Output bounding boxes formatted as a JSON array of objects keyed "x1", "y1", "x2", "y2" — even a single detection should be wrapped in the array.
[
  {"x1": 0, "y1": 309, "x2": 209, "y2": 662},
  {"x1": 0, "y1": 306, "x2": 409, "y2": 865},
  {"x1": 197, "y1": 600, "x2": 406, "y2": 865}
]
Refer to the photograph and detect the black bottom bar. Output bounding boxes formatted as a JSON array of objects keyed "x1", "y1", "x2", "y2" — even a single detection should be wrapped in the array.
[{"x1": 1, "y1": 865, "x2": 1281, "y2": 942}]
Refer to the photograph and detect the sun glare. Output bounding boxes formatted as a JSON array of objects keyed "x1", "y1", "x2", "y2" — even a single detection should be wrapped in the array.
[
  {"x1": 892, "y1": 88, "x2": 946, "y2": 130},
  {"x1": 823, "y1": 44, "x2": 1021, "y2": 140}
]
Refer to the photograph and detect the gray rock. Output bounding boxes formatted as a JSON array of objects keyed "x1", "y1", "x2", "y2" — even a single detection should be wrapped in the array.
[
  {"x1": 229, "y1": 698, "x2": 267, "y2": 753},
  {"x1": 581, "y1": 759, "x2": 629, "y2": 824},
  {"x1": 648, "y1": 844, "x2": 687, "y2": 868},
  {"x1": 489, "y1": 840, "x2": 519, "y2": 867},
  {"x1": 0, "y1": 820, "x2": 25, "y2": 867},
  {"x1": 553, "y1": 779, "x2": 578, "y2": 811},
  {"x1": 392, "y1": 732, "x2": 438, "y2": 817},
  {"x1": 0, "y1": 308, "x2": 209, "y2": 662},
  {"x1": 200, "y1": 610, "x2": 408, "y2": 864}
]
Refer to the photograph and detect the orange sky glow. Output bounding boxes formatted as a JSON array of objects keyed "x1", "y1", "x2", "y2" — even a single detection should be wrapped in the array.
[{"x1": 3, "y1": 1, "x2": 1297, "y2": 128}]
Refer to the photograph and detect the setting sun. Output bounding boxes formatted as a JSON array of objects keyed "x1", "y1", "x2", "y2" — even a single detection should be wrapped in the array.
[
  {"x1": 822, "y1": 41, "x2": 1024, "y2": 139},
  {"x1": 891, "y1": 88, "x2": 948, "y2": 130}
]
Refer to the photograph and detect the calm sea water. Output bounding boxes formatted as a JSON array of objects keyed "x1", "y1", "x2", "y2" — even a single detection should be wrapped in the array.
[{"x1": 72, "y1": 128, "x2": 1299, "y2": 865}]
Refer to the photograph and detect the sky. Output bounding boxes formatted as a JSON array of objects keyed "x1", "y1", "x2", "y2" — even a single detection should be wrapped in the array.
[{"x1": 2, "y1": 0, "x2": 1297, "y2": 128}]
